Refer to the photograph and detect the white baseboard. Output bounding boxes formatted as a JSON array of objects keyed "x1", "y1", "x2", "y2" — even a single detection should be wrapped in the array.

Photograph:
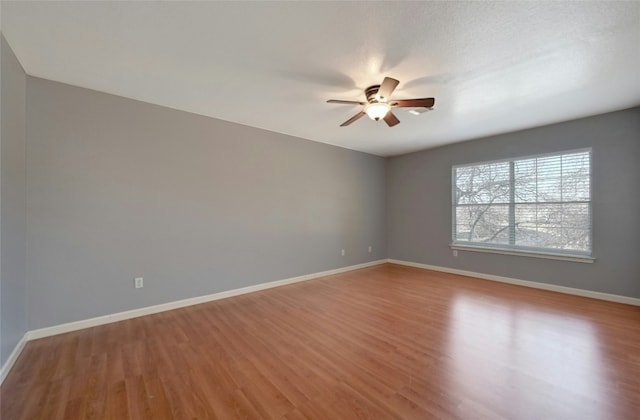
[
  {"x1": 0, "y1": 332, "x2": 28, "y2": 385},
  {"x1": 27, "y1": 259, "x2": 387, "y2": 341},
  {"x1": 387, "y1": 259, "x2": 640, "y2": 306}
]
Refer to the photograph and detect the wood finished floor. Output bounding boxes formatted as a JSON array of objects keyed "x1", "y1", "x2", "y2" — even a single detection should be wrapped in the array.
[{"x1": 2, "y1": 263, "x2": 639, "y2": 419}]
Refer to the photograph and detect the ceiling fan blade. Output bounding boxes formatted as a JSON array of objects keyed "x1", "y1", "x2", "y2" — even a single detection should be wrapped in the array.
[
  {"x1": 377, "y1": 77, "x2": 400, "y2": 101},
  {"x1": 340, "y1": 111, "x2": 366, "y2": 127},
  {"x1": 383, "y1": 111, "x2": 400, "y2": 127},
  {"x1": 327, "y1": 99, "x2": 366, "y2": 105},
  {"x1": 390, "y1": 98, "x2": 435, "y2": 108}
]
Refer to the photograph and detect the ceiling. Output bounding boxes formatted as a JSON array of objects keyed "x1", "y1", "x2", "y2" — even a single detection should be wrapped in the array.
[{"x1": 2, "y1": 1, "x2": 639, "y2": 156}]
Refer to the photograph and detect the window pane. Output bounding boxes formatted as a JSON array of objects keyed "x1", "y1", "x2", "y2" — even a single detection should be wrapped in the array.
[
  {"x1": 455, "y1": 162, "x2": 510, "y2": 205},
  {"x1": 515, "y1": 203, "x2": 590, "y2": 252},
  {"x1": 514, "y1": 151, "x2": 590, "y2": 204},
  {"x1": 455, "y1": 204, "x2": 509, "y2": 244}
]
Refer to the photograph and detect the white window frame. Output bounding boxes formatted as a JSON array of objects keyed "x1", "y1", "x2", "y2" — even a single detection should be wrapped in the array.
[{"x1": 450, "y1": 148, "x2": 594, "y2": 263}]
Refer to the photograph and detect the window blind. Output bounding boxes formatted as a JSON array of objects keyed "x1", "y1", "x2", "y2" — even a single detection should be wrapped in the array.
[{"x1": 452, "y1": 149, "x2": 591, "y2": 256}]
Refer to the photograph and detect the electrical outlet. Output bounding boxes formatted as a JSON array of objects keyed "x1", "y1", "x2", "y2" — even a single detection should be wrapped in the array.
[
  {"x1": 134, "y1": 277, "x2": 144, "y2": 288},
  {"x1": 368, "y1": 246, "x2": 372, "y2": 253},
  {"x1": 453, "y1": 250, "x2": 458, "y2": 257},
  {"x1": 341, "y1": 249, "x2": 345, "y2": 256}
]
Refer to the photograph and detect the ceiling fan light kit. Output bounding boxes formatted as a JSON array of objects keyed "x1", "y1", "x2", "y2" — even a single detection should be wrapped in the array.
[
  {"x1": 365, "y1": 102, "x2": 390, "y2": 120},
  {"x1": 327, "y1": 77, "x2": 435, "y2": 127}
]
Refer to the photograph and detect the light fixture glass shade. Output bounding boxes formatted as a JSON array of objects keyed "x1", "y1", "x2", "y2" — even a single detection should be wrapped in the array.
[{"x1": 365, "y1": 102, "x2": 390, "y2": 120}]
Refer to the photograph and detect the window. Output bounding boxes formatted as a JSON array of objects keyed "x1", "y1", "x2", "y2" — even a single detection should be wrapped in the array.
[{"x1": 452, "y1": 149, "x2": 592, "y2": 260}]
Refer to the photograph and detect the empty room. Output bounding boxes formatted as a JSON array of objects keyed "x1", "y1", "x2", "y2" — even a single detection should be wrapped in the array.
[{"x1": 1, "y1": 1, "x2": 639, "y2": 419}]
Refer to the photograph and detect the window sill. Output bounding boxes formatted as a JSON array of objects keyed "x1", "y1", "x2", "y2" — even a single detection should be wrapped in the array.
[{"x1": 449, "y1": 244, "x2": 595, "y2": 263}]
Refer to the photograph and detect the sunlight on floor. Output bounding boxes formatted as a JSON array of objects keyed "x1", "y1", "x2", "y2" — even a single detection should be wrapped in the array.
[{"x1": 444, "y1": 294, "x2": 615, "y2": 418}]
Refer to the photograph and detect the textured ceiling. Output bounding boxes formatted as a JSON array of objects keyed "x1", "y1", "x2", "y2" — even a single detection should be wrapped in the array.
[{"x1": 2, "y1": 1, "x2": 639, "y2": 156}]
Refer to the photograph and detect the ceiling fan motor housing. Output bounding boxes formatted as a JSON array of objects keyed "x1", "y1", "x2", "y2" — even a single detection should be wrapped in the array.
[{"x1": 365, "y1": 85, "x2": 382, "y2": 103}]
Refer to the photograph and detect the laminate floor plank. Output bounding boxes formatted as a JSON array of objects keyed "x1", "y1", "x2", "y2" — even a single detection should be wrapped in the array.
[
  {"x1": 103, "y1": 380, "x2": 129, "y2": 420},
  {"x1": 2, "y1": 263, "x2": 639, "y2": 419}
]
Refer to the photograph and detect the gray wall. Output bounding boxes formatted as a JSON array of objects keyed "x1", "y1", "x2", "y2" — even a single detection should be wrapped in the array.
[
  {"x1": 388, "y1": 107, "x2": 640, "y2": 298},
  {"x1": 26, "y1": 77, "x2": 387, "y2": 329},
  {"x1": 1, "y1": 34, "x2": 28, "y2": 366}
]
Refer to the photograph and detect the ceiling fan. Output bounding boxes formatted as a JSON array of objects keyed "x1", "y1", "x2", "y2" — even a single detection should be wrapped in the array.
[{"x1": 327, "y1": 77, "x2": 435, "y2": 127}]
